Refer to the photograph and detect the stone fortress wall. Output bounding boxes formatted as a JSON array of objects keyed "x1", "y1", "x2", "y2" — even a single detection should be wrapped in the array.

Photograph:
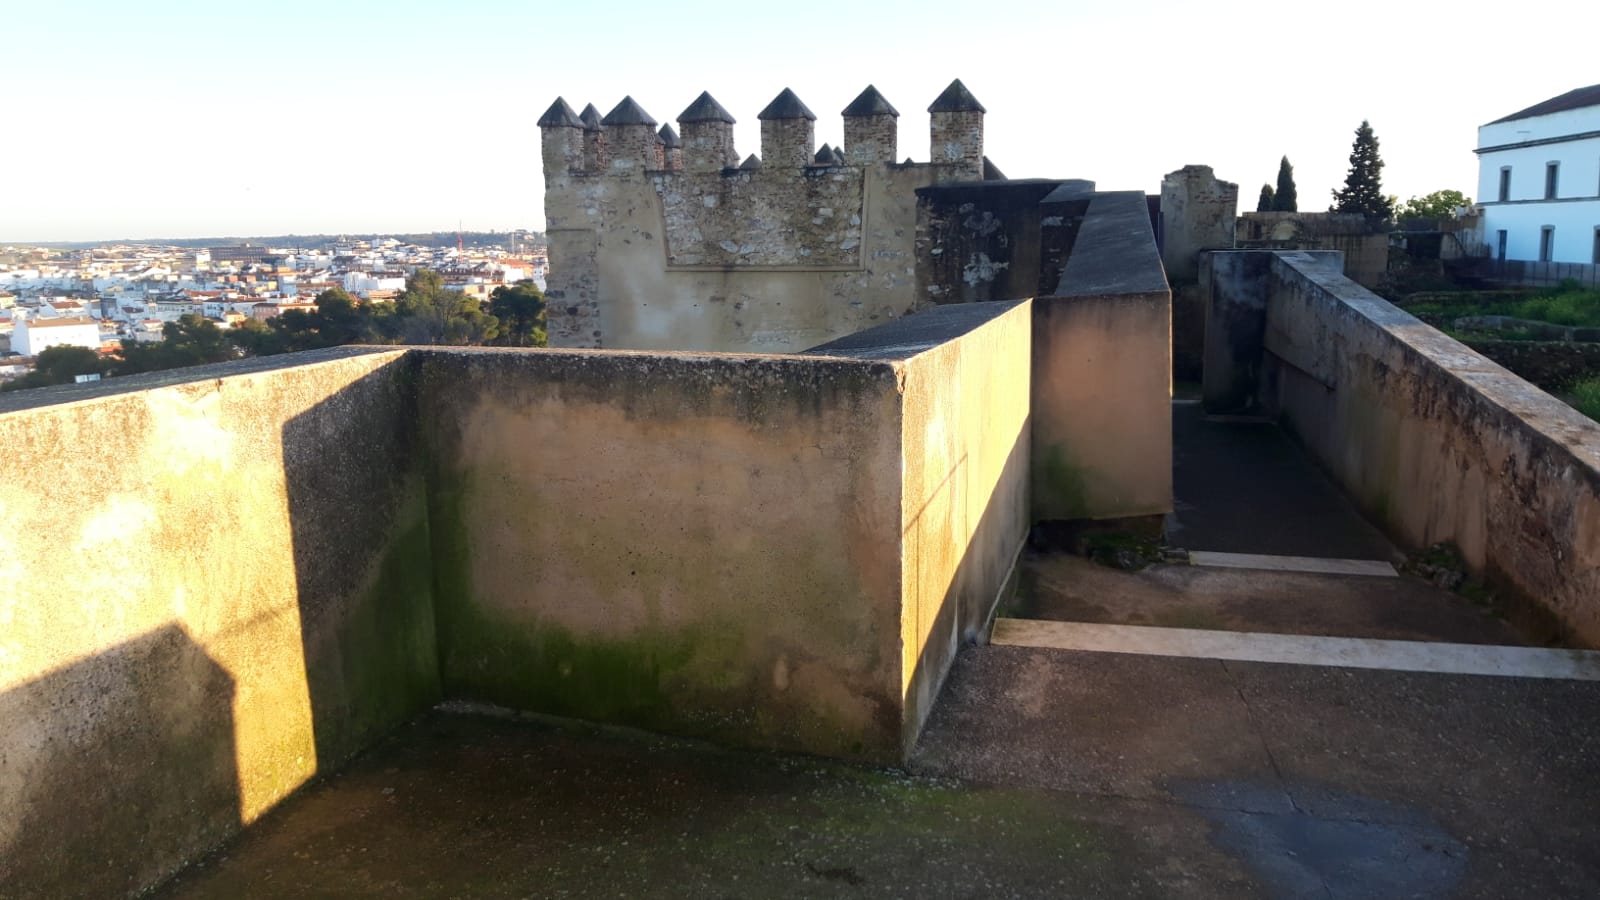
[{"x1": 539, "y1": 81, "x2": 994, "y2": 352}]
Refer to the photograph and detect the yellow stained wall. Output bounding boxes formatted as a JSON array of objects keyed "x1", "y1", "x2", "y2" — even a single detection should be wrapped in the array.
[
  {"x1": 897, "y1": 301, "x2": 1032, "y2": 745},
  {"x1": 0, "y1": 350, "x2": 440, "y2": 899}
]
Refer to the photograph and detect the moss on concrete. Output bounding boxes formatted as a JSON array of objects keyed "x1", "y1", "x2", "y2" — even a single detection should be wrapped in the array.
[
  {"x1": 1035, "y1": 445, "x2": 1090, "y2": 519},
  {"x1": 304, "y1": 489, "x2": 443, "y2": 769},
  {"x1": 424, "y1": 457, "x2": 894, "y2": 761}
]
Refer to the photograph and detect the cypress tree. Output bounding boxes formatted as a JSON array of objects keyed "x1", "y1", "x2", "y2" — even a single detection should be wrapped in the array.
[
  {"x1": 1273, "y1": 156, "x2": 1298, "y2": 212},
  {"x1": 1257, "y1": 184, "x2": 1275, "y2": 212},
  {"x1": 1330, "y1": 120, "x2": 1394, "y2": 223}
]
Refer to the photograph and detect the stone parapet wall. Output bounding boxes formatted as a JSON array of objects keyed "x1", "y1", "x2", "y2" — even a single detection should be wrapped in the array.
[
  {"x1": 807, "y1": 302, "x2": 1032, "y2": 744},
  {"x1": 0, "y1": 349, "x2": 440, "y2": 900},
  {"x1": 1033, "y1": 191, "x2": 1174, "y2": 521},
  {"x1": 0, "y1": 299, "x2": 1036, "y2": 895},
  {"x1": 1202, "y1": 249, "x2": 1600, "y2": 644}
]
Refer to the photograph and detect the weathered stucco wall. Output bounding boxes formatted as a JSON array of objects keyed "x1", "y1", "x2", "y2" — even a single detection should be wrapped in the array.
[
  {"x1": 416, "y1": 348, "x2": 909, "y2": 761},
  {"x1": 1207, "y1": 250, "x2": 1600, "y2": 644},
  {"x1": 0, "y1": 296, "x2": 1042, "y2": 894},
  {"x1": 806, "y1": 301, "x2": 1032, "y2": 746},
  {"x1": 1201, "y1": 250, "x2": 1342, "y2": 413},
  {"x1": 0, "y1": 349, "x2": 441, "y2": 899},
  {"x1": 1033, "y1": 192, "x2": 1173, "y2": 521}
]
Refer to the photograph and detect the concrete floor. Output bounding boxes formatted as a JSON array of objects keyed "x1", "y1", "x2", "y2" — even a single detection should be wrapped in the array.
[
  {"x1": 154, "y1": 707, "x2": 1254, "y2": 900},
  {"x1": 1167, "y1": 401, "x2": 1395, "y2": 561},
  {"x1": 153, "y1": 648, "x2": 1600, "y2": 900},
  {"x1": 1010, "y1": 554, "x2": 1528, "y2": 645},
  {"x1": 914, "y1": 644, "x2": 1600, "y2": 899},
  {"x1": 150, "y1": 403, "x2": 1592, "y2": 898}
]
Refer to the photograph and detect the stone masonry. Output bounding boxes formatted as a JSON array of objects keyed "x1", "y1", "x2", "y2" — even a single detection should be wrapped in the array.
[
  {"x1": 1160, "y1": 165, "x2": 1239, "y2": 282},
  {"x1": 539, "y1": 80, "x2": 996, "y2": 351}
]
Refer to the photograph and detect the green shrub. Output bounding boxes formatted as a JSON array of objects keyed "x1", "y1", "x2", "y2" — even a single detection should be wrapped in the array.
[{"x1": 1571, "y1": 377, "x2": 1600, "y2": 422}]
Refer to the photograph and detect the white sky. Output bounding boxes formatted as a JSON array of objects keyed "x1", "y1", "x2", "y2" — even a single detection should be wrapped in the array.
[{"x1": 2, "y1": 0, "x2": 1594, "y2": 242}]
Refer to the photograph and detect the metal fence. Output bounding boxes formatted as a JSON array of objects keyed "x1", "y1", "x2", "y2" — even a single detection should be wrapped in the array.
[{"x1": 1449, "y1": 258, "x2": 1600, "y2": 290}]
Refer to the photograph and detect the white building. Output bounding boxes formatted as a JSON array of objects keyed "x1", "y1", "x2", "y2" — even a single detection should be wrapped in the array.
[
  {"x1": 1476, "y1": 84, "x2": 1600, "y2": 264},
  {"x1": 14, "y1": 315, "x2": 101, "y2": 356}
]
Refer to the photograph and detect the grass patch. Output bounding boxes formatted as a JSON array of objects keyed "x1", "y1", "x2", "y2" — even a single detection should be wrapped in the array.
[
  {"x1": 1569, "y1": 377, "x2": 1600, "y2": 422},
  {"x1": 1409, "y1": 282, "x2": 1600, "y2": 332},
  {"x1": 1080, "y1": 531, "x2": 1163, "y2": 571}
]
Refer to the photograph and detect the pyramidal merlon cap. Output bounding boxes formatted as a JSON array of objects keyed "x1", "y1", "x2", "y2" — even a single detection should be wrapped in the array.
[
  {"x1": 602, "y1": 96, "x2": 657, "y2": 127},
  {"x1": 657, "y1": 124, "x2": 681, "y2": 148},
  {"x1": 842, "y1": 85, "x2": 899, "y2": 118},
  {"x1": 678, "y1": 91, "x2": 736, "y2": 124},
  {"x1": 580, "y1": 104, "x2": 604, "y2": 131},
  {"x1": 758, "y1": 88, "x2": 817, "y2": 122},
  {"x1": 537, "y1": 97, "x2": 583, "y2": 129},
  {"x1": 740, "y1": 154, "x2": 763, "y2": 170},
  {"x1": 928, "y1": 79, "x2": 986, "y2": 114}
]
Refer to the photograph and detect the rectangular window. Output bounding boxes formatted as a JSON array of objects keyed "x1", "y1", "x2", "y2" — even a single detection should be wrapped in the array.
[
  {"x1": 1539, "y1": 226, "x2": 1555, "y2": 262},
  {"x1": 1497, "y1": 230, "x2": 1508, "y2": 261},
  {"x1": 1545, "y1": 162, "x2": 1559, "y2": 200},
  {"x1": 1499, "y1": 167, "x2": 1511, "y2": 202}
]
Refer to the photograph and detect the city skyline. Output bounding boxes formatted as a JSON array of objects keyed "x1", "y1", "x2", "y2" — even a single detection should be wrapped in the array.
[{"x1": 5, "y1": 0, "x2": 1594, "y2": 242}]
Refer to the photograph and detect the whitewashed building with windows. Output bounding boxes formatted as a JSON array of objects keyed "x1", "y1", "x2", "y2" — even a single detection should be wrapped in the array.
[
  {"x1": 1476, "y1": 84, "x2": 1600, "y2": 264},
  {"x1": 13, "y1": 315, "x2": 101, "y2": 357}
]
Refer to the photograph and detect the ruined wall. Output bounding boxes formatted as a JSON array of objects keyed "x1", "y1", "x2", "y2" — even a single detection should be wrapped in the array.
[
  {"x1": 1160, "y1": 165, "x2": 1238, "y2": 283},
  {"x1": 541, "y1": 83, "x2": 990, "y2": 353},
  {"x1": 1236, "y1": 211, "x2": 1388, "y2": 288},
  {"x1": 915, "y1": 180, "x2": 1084, "y2": 305},
  {"x1": 0, "y1": 349, "x2": 440, "y2": 899},
  {"x1": 805, "y1": 301, "x2": 1032, "y2": 746},
  {"x1": 1204, "y1": 250, "x2": 1600, "y2": 644},
  {"x1": 1033, "y1": 192, "x2": 1173, "y2": 521}
]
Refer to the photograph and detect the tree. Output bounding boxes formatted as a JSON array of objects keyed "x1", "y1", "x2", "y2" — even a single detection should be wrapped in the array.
[
  {"x1": 1256, "y1": 184, "x2": 1275, "y2": 212},
  {"x1": 1273, "y1": 156, "x2": 1298, "y2": 212},
  {"x1": 1, "y1": 345, "x2": 108, "y2": 392},
  {"x1": 1398, "y1": 189, "x2": 1472, "y2": 223},
  {"x1": 388, "y1": 270, "x2": 499, "y2": 345},
  {"x1": 1330, "y1": 120, "x2": 1394, "y2": 223},
  {"x1": 488, "y1": 281, "x2": 548, "y2": 347},
  {"x1": 117, "y1": 313, "x2": 239, "y2": 375}
]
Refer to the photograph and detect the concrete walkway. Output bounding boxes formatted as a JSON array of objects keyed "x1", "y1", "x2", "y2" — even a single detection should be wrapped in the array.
[
  {"x1": 1009, "y1": 401, "x2": 1530, "y2": 646},
  {"x1": 151, "y1": 653, "x2": 1600, "y2": 900},
  {"x1": 1011, "y1": 553, "x2": 1527, "y2": 645},
  {"x1": 1167, "y1": 400, "x2": 1395, "y2": 561},
  {"x1": 913, "y1": 644, "x2": 1600, "y2": 899}
]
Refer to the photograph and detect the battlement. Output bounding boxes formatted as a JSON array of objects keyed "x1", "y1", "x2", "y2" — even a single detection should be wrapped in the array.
[
  {"x1": 537, "y1": 80, "x2": 985, "y2": 181},
  {"x1": 538, "y1": 80, "x2": 998, "y2": 351}
]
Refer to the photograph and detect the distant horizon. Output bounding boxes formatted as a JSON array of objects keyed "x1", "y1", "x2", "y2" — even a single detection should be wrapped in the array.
[
  {"x1": 2, "y1": 228, "x2": 547, "y2": 250},
  {"x1": 4, "y1": 0, "x2": 1592, "y2": 241}
]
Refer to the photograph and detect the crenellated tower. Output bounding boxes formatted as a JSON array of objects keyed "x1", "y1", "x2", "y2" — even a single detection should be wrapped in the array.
[
  {"x1": 536, "y1": 78, "x2": 1009, "y2": 351},
  {"x1": 537, "y1": 97, "x2": 584, "y2": 174},
  {"x1": 757, "y1": 88, "x2": 816, "y2": 171},
  {"x1": 678, "y1": 92, "x2": 738, "y2": 173},
  {"x1": 601, "y1": 96, "x2": 658, "y2": 172},
  {"x1": 928, "y1": 79, "x2": 985, "y2": 182},
  {"x1": 658, "y1": 124, "x2": 682, "y2": 171},
  {"x1": 579, "y1": 103, "x2": 607, "y2": 172},
  {"x1": 842, "y1": 85, "x2": 898, "y2": 166}
]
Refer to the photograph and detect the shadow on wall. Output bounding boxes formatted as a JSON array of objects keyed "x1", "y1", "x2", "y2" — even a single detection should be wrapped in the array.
[
  {"x1": 899, "y1": 418, "x2": 1030, "y2": 749},
  {"x1": 280, "y1": 358, "x2": 443, "y2": 779},
  {"x1": 0, "y1": 626, "x2": 238, "y2": 899}
]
